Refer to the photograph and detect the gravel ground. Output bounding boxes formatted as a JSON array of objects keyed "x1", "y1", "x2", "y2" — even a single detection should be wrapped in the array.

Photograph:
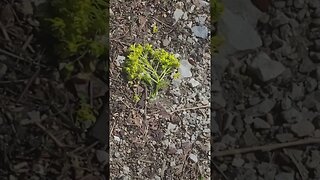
[
  {"x1": 109, "y1": 0, "x2": 211, "y2": 179},
  {"x1": 213, "y1": 0, "x2": 320, "y2": 179}
]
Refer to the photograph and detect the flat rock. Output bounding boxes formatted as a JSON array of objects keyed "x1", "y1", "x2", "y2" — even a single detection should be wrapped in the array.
[
  {"x1": 290, "y1": 82, "x2": 305, "y2": 100},
  {"x1": 191, "y1": 25, "x2": 209, "y2": 39},
  {"x1": 96, "y1": 150, "x2": 108, "y2": 163},
  {"x1": 232, "y1": 157, "x2": 245, "y2": 167},
  {"x1": 219, "y1": 8, "x2": 262, "y2": 51},
  {"x1": 281, "y1": 108, "x2": 302, "y2": 123},
  {"x1": 173, "y1": 9, "x2": 184, "y2": 22},
  {"x1": 179, "y1": 60, "x2": 193, "y2": 78},
  {"x1": 253, "y1": 118, "x2": 271, "y2": 129},
  {"x1": 276, "y1": 133, "x2": 295, "y2": 142},
  {"x1": 243, "y1": 128, "x2": 259, "y2": 146},
  {"x1": 291, "y1": 120, "x2": 315, "y2": 137},
  {"x1": 189, "y1": 78, "x2": 200, "y2": 87},
  {"x1": 249, "y1": 52, "x2": 286, "y2": 82},
  {"x1": 189, "y1": 154, "x2": 198, "y2": 163}
]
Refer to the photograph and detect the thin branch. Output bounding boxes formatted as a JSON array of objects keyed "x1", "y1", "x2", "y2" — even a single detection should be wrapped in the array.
[{"x1": 213, "y1": 137, "x2": 320, "y2": 157}]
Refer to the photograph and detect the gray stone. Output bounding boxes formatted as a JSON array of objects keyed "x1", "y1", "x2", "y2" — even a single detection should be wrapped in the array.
[
  {"x1": 258, "y1": 99, "x2": 276, "y2": 114},
  {"x1": 219, "y1": 8, "x2": 262, "y2": 51},
  {"x1": 221, "y1": 134, "x2": 236, "y2": 145},
  {"x1": 189, "y1": 78, "x2": 200, "y2": 87},
  {"x1": 253, "y1": 118, "x2": 271, "y2": 129},
  {"x1": 96, "y1": 150, "x2": 108, "y2": 163},
  {"x1": 179, "y1": 60, "x2": 193, "y2": 78},
  {"x1": 249, "y1": 52, "x2": 286, "y2": 82},
  {"x1": 123, "y1": 166, "x2": 130, "y2": 174},
  {"x1": 162, "y1": 37, "x2": 171, "y2": 46},
  {"x1": 290, "y1": 82, "x2": 305, "y2": 100},
  {"x1": 232, "y1": 157, "x2": 245, "y2": 167},
  {"x1": 276, "y1": 133, "x2": 295, "y2": 142},
  {"x1": 270, "y1": 11, "x2": 290, "y2": 27},
  {"x1": 291, "y1": 120, "x2": 315, "y2": 137},
  {"x1": 189, "y1": 154, "x2": 198, "y2": 163},
  {"x1": 167, "y1": 122, "x2": 177, "y2": 132},
  {"x1": 191, "y1": 25, "x2": 209, "y2": 39},
  {"x1": 282, "y1": 108, "x2": 302, "y2": 123},
  {"x1": 173, "y1": 9, "x2": 184, "y2": 22},
  {"x1": 243, "y1": 128, "x2": 259, "y2": 146},
  {"x1": 299, "y1": 57, "x2": 316, "y2": 73},
  {"x1": 306, "y1": 77, "x2": 317, "y2": 92},
  {"x1": 281, "y1": 96, "x2": 292, "y2": 110},
  {"x1": 196, "y1": 14, "x2": 207, "y2": 25},
  {"x1": 115, "y1": 55, "x2": 125, "y2": 66},
  {"x1": 275, "y1": 172, "x2": 294, "y2": 180}
]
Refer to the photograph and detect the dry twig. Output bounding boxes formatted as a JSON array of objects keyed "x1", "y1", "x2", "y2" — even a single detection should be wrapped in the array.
[{"x1": 214, "y1": 137, "x2": 320, "y2": 157}]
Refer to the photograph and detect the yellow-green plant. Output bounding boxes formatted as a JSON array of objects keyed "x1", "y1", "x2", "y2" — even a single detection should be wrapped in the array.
[
  {"x1": 124, "y1": 44, "x2": 180, "y2": 99},
  {"x1": 45, "y1": 0, "x2": 108, "y2": 60}
]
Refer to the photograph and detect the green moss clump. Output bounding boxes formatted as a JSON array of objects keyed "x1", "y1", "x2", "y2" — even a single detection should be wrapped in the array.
[{"x1": 124, "y1": 44, "x2": 180, "y2": 99}]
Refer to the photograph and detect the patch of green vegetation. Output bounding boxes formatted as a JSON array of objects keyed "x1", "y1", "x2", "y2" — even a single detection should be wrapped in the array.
[
  {"x1": 211, "y1": 35, "x2": 225, "y2": 53},
  {"x1": 211, "y1": 0, "x2": 224, "y2": 53},
  {"x1": 37, "y1": 0, "x2": 108, "y2": 82},
  {"x1": 124, "y1": 44, "x2": 180, "y2": 99},
  {"x1": 211, "y1": 0, "x2": 224, "y2": 23},
  {"x1": 76, "y1": 102, "x2": 96, "y2": 123}
]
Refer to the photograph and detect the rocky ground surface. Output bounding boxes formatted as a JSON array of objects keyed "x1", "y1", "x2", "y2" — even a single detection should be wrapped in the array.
[
  {"x1": 109, "y1": 0, "x2": 211, "y2": 179},
  {"x1": 0, "y1": 1, "x2": 108, "y2": 179},
  {"x1": 213, "y1": 0, "x2": 320, "y2": 179}
]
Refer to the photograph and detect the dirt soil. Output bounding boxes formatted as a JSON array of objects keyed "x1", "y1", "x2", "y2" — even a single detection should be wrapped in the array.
[
  {"x1": 0, "y1": 1, "x2": 108, "y2": 179},
  {"x1": 109, "y1": 0, "x2": 211, "y2": 179}
]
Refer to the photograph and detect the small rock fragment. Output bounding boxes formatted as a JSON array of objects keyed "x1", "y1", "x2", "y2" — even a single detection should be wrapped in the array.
[
  {"x1": 179, "y1": 60, "x2": 193, "y2": 78},
  {"x1": 291, "y1": 120, "x2": 315, "y2": 137},
  {"x1": 243, "y1": 128, "x2": 259, "y2": 146},
  {"x1": 253, "y1": 118, "x2": 271, "y2": 129},
  {"x1": 282, "y1": 108, "x2": 302, "y2": 123},
  {"x1": 249, "y1": 52, "x2": 286, "y2": 82},
  {"x1": 232, "y1": 157, "x2": 245, "y2": 167},
  {"x1": 191, "y1": 25, "x2": 209, "y2": 39},
  {"x1": 96, "y1": 150, "x2": 108, "y2": 163},
  {"x1": 116, "y1": 55, "x2": 125, "y2": 66},
  {"x1": 276, "y1": 133, "x2": 295, "y2": 142},
  {"x1": 189, "y1": 154, "x2": 198, "y2": 163},
  {"x1": 189, "y1": 78, "x2": 200, "y2": 87},
  {"x1": 173, "y1": 9, "x2": 184, "y2": 22}
]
